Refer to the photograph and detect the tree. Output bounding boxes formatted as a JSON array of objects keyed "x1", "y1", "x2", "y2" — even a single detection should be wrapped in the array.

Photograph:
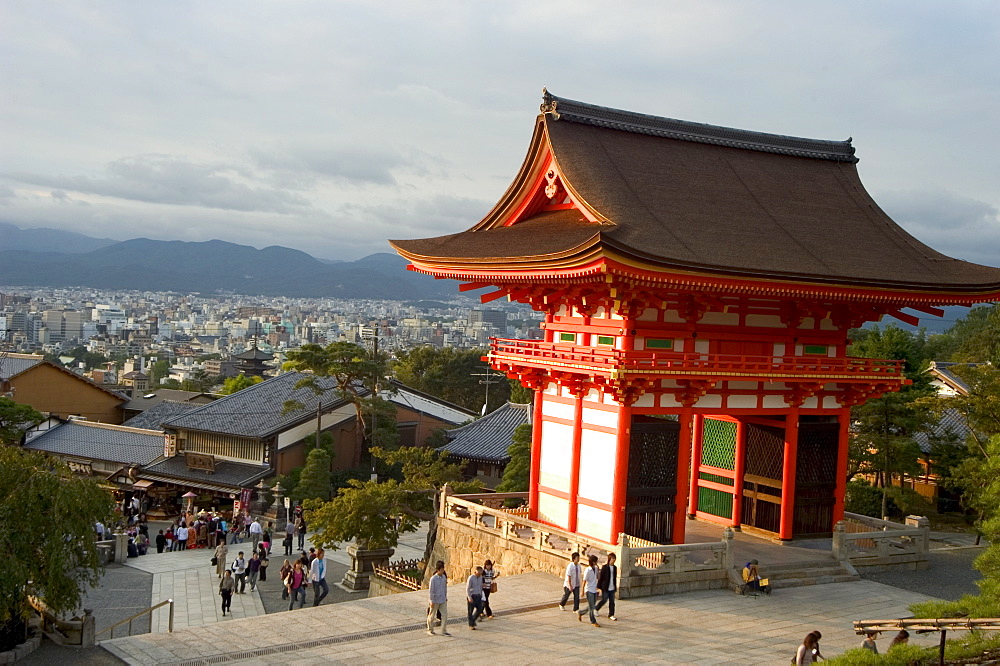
[
  {"x1": 181, "y1": 368, "x2": 216, "y2": 393},
  {"x1": 496, "y1": 423, "x2": 531, "y2": 496},
  {"x1": 294, "y1": 447, "x2": 332, "y2": 503},
  {"x1": 0, "y1": 448, "x2": 113, "y2": 650},
  {"x1": 363, "y1": 395, "x2": 399, "y2": 454},
  {"x1": 218, "y1": 373, "x2": 263, "y2": 395},
  {"x1": 0, "y1": 398, "x2": 44, "y2": 446},
  {"x1": 284, "y1": 341, "x2": 391, "y2": 468},
  {"x1": 149, "y1": 359, "x2": 170, "y2": 385},
  {"x1": 393, "y1": 346, "x2": 511, "y2": 412},
  {"x1": 508, "y1": 378, "x2": 533, "y2": 404},
  {"x1": 305, "y1": 479, "x2": 419, "y2": 551}
]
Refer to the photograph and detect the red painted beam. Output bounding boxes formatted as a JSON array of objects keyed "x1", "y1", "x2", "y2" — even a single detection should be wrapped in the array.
[
  {"x1": 672, "y1": 408, "x2": 693, "y2": 545},
  {"x1": 567, "y1": 394, "x2": 584, "y2": 533},
  {"x1": 886, "y1": 309, "x2": 921, "y2": 326},
  {"x1": 528, "y1": 391, "x2": 544, "y2": 521},
  {"x1": 610, "y1": 404, "x2": 632, "y2": 545},
  {"x1": 687, "y1": 414, "x2": 704, "y2": 517},
  {"x1": 832, "y1": 407, "x2": 851, "y2": 524},
  {"x1": 779, "y1": 410, "x2": 800, "y2": 540},
  {"x1": 732, "y1": 418, "x2": 746, "y2": 528}
]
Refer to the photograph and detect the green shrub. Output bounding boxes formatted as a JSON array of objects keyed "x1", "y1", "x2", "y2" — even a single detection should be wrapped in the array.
[{"x1": 845, "y1": 480, "x2": 896, "y2": 518}]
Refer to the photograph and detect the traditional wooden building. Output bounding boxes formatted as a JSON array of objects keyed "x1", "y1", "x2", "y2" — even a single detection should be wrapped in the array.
[
  {"x1": 1, "y1": 353, "x2": 128, "y2": 423},
  {"x1": 392, "y1": 91, "x2": 1000, "y2": 545}
]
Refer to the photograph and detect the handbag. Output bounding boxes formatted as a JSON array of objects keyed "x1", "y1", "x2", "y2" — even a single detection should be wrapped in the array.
[
  {"x1": 490, "y1": 581, "x2": 498, "y2": 593},
  {"x1": 211, "y1": 556, "x2": 218, "y2": 566}
]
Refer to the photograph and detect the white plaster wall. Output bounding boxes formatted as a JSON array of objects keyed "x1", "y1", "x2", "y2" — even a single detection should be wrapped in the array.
[
  {"x1": 663, "y1": 309, "x2": 685, "y2": 323},
  {"x1": 673, "y1": 338, "x2": 685, "y2": 352},
  {"x1": 823, "y1": 396, "x2": 842, "y2": 409},
  {"x1": 633, "y1": 393, "x2": 655, "y2": 408},
  {"x1": 745, "y1": 314, "x2": 784, "y2": 328},
  {"x1": 582, "y1": 406, "x2": 618, "y2": 429},
  {"x1": 660, "y1": 394, "x2": 682, "y2": 408},
  {"x1": 728, "y1": 381, "x2": 758, "y2": 390},
  {"x1": 801, "y1": 396, "x2": 819, "y2": 409},
  {"x1": 774, "y1": 343, "x2": 786, "y2": 356},
  {"x1": 538, "y1": 493, "x2": 569, "y2": 528},
  {"x1": 577, "y1": 429, "x2": 617, "y2": 506},
  {"x1": 576, "y1": 504, "x2": 613, "y2": 543},
  {"x1": 763, "y1": 395, "x2": 787, "y2": 409},
  {"x1": 727, "y1": 395, "x2": 757, "y2": 409},
  {"x1": 542, "y1": 397, "x2": 575, "y2": 421},
  {"x1": 583, "y1": 389, "x2": 603, "y2": 402},
  {"x1": 694, "y1": 340, "x2": 709, "y2": 354},
  {"x1": 539, "y1": 420, "x2": 573, "y2": 492},
  {"x1": 637, "y1": 308, "x2": 659, "y2": 321},
  {"x1": 694, "y1": 394, "x2": 722, "y2": 409},
  {"x1": 276, "y1": 403, "x2": 356, "y2": 450},
  {"x1": 701, "y1": 312, "x2": 739, "y2": 326},
  {"x1": 820, "y1": 318, "x2": 838, "y2": 331}
]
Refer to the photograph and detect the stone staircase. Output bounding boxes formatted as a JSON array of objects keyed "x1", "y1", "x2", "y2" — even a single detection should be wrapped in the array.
[{"x1": 734, "y1": 558, "x2": 860, "y2": 591}]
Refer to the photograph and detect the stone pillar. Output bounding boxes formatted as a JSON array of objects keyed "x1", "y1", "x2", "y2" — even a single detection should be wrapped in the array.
[
  {"x1": 81, "y1": 609, "x2": 95, "y2": 648},
  {"x1": 722, "y1": 527, "x2": 735, "y2": 571},
  {"x1": 114, "y1": 532, "x2": 128, "y2": 564},
  {"x1": 342, "y1": 544, "x2": 394, "y2": 591},
  {"x1": 906, "y1": 515, "x2": 931, "y2": 554},
  {"x1": 832, "y1": 521, "x2": 846, "y2": 561}
]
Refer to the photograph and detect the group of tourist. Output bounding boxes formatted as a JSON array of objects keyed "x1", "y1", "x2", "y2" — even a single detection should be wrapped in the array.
[
  {"x1": 275, "y1": 547, "x2": 328, "y2": 611},
  {"x1": 425, "y1": 558, "x2": 501, "y2": 635},
  {"x1": 860, "y1": 629, "x2": 910, "y2": 656},
  {"x1": 559, "y1": 552, "x2": 618, "y2": 627}
]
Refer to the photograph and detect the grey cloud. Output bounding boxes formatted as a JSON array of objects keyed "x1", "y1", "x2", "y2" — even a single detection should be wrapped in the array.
[
  {"x1": 7, "y1": 155, "x2": 310, "y2": 214},
  {"x1": 250, "y1": 145, "x2": 416, "y2": 186},
  {"x1": 879, "y1": 189, "x2": 1000, "y2": 266}
]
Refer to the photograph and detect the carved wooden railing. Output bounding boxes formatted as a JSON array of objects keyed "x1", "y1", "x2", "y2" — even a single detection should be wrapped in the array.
[
  {"x1": 833, "y1": 513, "x2": 929, "y2": 566},
  {"x1": 488, "y1": 338, "x2": 904, "y2": 381}
]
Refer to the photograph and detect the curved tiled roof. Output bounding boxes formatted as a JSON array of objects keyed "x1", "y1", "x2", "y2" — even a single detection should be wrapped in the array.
[
  {"x1": 123, "y1": 401, "x2": 200, "y2": 430},
  {"x1": 24, "y1": 421, "x2": 163, "y2": 465},
  {"x1": 140, "y1": 455, "x2": 269, "y2": 490},
  {"x1": 392, "y1": 91, "x2": 1000, "y2": 296},
  {"x1": 439, "y1": 402, "x2": 531, "y2": 463}
]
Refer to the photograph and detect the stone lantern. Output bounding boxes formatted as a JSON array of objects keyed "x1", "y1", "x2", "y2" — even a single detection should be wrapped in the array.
[{"x1": 268, "y1": 482, "x2": 286, "y2": 529}]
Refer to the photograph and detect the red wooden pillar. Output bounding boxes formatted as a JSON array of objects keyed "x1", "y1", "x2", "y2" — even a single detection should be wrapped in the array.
[
  {"x1": 687, "y1": 414, "x2": 705, "y2": 517},
  {"x1": 528, "y1": 388, "x2": 544, "y2": 521},
  {"x1": 567, "y1": 392, "x2": 584, "y2": 532},
  {"x1": 610, "y1": 403, "x2": 633, "y2": 544},
  {"x1": 779, "y1": 409, "x2": 800, "y2": 540},
  {"x1": 832, "y1": 406, "x2": 851, "y2": 524},
  {"x1": 672, "y1": 408, "x2": 693, "y2": 545},
  {"x1": 731, "y1": 417, "x2": 746, "y2": 528}
]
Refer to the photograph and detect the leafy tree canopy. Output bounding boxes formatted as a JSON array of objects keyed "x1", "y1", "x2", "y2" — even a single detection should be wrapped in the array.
[
  {"x1": 0, "y1": 447, "x2": 113, "y2": 624},
  {"x1": 0, "y1": 398, "x2": 44, "y2": 446},
  {"x1": 393, "y1": 346, "x2": 511, "y2": 413},
  {"x1": 294, "y1": 447, "x2": 332, "y2": 503},
  {"x1": 218, "y1": 373, "x2": 263, "y2": 395},
  {"x1": 496, "y1": 423, "x2": 531, "y2": 496}
]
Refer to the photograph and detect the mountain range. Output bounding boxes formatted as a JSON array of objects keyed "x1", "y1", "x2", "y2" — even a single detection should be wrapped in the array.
[{"x1": 0, "y1": 223, "x2": 451, "y2": 299}]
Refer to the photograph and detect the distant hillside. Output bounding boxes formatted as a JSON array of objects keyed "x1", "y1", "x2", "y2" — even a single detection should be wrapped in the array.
[
  {"x1": 0, "y1": 221, "x2": 117, "y2": 253},
  {"x1": 0, "y1": 237, "x2": 451, "y2": 299}
]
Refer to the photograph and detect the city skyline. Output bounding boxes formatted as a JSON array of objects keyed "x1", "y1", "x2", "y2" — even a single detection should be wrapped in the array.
[{"x1": 3, "y1": 3, "x2": 1000, "y2": 264}]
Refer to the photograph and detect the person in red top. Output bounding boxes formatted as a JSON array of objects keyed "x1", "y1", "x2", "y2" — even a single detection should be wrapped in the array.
[{"x1": 286, "y1": 560, "x2": 307, "y2": 610}]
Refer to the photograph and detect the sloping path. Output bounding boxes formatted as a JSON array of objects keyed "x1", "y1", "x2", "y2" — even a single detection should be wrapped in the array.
[{"x1": 102, "y1": 571, "x2": 943, "y2": 665}]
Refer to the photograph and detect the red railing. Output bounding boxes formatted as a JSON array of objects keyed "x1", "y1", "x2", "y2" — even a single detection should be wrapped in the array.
[{"x1": 487, "y1": 338, "x2": 903, "y2": 380}]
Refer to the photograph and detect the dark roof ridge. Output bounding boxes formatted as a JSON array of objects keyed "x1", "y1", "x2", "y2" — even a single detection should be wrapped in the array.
[{"x1": 540, "y1": 89, "x2": 858, "y2": 163}]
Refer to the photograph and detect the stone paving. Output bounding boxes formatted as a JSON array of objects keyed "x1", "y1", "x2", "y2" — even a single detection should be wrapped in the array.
[{"x1": 101, "y1": 570, "x2": 948, "y2": 665}]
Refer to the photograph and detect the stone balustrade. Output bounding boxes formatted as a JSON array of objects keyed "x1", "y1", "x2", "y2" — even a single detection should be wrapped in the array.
[{"x1": 832, "y1": 513, "x2": 930, "y2": 572}]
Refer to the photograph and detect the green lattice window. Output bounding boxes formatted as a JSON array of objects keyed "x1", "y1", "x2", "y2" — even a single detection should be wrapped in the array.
[
  {"x1": 699, "y1": 472, "x2": 734, "y2": 486},
  {"x1": 559, "y1": 332, "x2": 576, "y2": 343},
  {"x1": 646, "y1": 338, "x2": 673, "y2": 349},
  {"x1": 803, "y1": 344, "x2": 828, "y2": 355},
  {"x1": 697, "y1": 486, "x2": 733, "y2": 518},
  {"x1": 596, "y1": 335, "x2": 615, "y2": 346},
  {"x1": 700, "y1": 419, "x2": 736, "y2": 470}
]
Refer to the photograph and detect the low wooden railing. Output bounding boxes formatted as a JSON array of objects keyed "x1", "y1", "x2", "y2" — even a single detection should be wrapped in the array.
[
  {"x1": 372, "y1": 559, "x2": 423, "y2": 591},
  {"x1": 488, "y1": 338, "x2": 904, "y2": 380},
  {"x1": 96, "y1": 598, "x2": 173, "y2": 640},
  {"x1": 833, "y1": 513, "x2": 929, "y2": 568}
]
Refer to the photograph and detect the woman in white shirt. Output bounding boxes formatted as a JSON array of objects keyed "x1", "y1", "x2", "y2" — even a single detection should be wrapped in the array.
[{"x1": 577, "y1": 554, "x2": 601, "y2": 627}]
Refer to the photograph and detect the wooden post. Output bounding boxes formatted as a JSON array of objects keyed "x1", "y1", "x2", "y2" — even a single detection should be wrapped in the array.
[
  {"x1": 687, "y1": 414, "x2": 704, "y2": 517},
  {"x1": 610, "y1": 404, "x2": 633, "y2": 544},
  {"x1": 732, "y1": 417, "x2": 746, "y2": 528},
  {"x1": 779, "y1": 409, "x2": 800, "y2": 540},
  {"x1": 672, "y1": 408, "x2": 693, "y2": 545},
  {"x1": 832, "y1": 406, "x2": 851, "y2": 524},
  {"x1": 568, "y1": 392, "x2": 584, "y2": 532},
  {"x1": 528, "y1": 389, "x2": 544, "y2": 521}
]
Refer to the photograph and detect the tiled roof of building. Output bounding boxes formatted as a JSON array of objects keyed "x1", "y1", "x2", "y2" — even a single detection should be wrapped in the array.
[
  {"x1": 162, "y1": 371, "x2": 344, "y2": 438},
  {"x1": 123, "y1": 401, "x2": 200, "y2": 430},
  {"x1": 913, "y1": 408, "x2": 971, "y2": 454},
  {"x1": 121, "y1": 389, "x2": 218, "y2": 412},
  {"x1": 24, "y1": 420, "x2": 164, "y2": 465},
  {"x1": 387, "y1": 380, "x2": 476, "y2": 425},
  {"x1": 929, "y1": 361, "x2": 978, "y2": 395},
  {"x1": 140, "y1": 455, "x2": 270, "y2": 490},
  {"x1": 439, "y1": 402, "x2": 531, "y2": 463},
  {"x1": 392, "y1": 91, "x2": 1000, "y2": 295},
  {"x1": 0, "y1": 353, "x2": 45, "y2": 379}
]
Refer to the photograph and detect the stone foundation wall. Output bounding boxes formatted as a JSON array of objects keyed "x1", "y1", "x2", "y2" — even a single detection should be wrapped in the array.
[
  {"x1": 427, "y1": 517, "x2": 567, "y2": 586},
  {"x1": 368, "y1": 576, "x2": 416, "y2": 598}
]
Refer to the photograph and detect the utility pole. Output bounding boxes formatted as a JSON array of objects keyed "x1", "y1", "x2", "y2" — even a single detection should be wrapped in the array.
[
  {"x1": 471, "y1": 367, "x2": 505, "y2": 416},
  {"x1": 363, "y1": 324, "x2": 380, "y2": 480}
]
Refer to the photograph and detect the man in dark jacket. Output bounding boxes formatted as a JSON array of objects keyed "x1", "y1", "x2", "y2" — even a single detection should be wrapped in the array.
[
  {"x1": 595, "y1": 553, "x2": 618, "y2": 621},
  {"x1": 155, "y1": 530, "x2": 167, "y2": 554}
]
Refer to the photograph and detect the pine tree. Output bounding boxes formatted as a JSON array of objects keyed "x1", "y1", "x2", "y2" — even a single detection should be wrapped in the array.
[{"x1": 294, "y1": 447, "x2": 332, "y2": 502}]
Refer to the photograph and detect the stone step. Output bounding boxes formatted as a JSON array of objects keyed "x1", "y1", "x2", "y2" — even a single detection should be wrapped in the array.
[{"x1": 770, "y1": 574, "x2": 860, "y2": 588}]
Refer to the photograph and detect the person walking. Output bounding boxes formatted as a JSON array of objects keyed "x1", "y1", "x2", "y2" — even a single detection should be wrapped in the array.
[
  {"x1": 219, "y1": 570, "x2": 235, "y2": 616},
  {"x1": 287, "y1": 561, "x2": 308, "y2": 610},
  {"x1": 595, "y1": 552, "x2": 618, "y2": 621},
  {"x1": 279, "y1": 559, "x2": 292, "y2": 600},
  {"x1": 577, "y1": 555, "x2": 601, "y2": 627},
  {"x1": 259, "y1": 550, "x2": 269, "y2": 582},
  {"x1": 889, "y1": 630, "x2": 910, "y2": 650},
  {"x1": 310, "y1": 548, "x2": 329, "y2": 606},
  {"x1": 164, "y1": 527, "x2": 174, "y2": 551},
  {"x1": 155, "y1": 530, "x2": 166, "y2": 554},
  {"x1": 426, "y1": 561, "x2": 450, "y2": 636},
  {"x1": 558, "y1": 552, "x2": 582, "y2": 612},
  {"x1": 247, "y1": 552, "x2": 261, "y2": 591},
  {"x1": 262, "y1": 523, "x2": 272, "y2": 556},
  {"x1": 861, "y1": 631, "x2": 879, "y2": 654},
  {"x1": 466, "y1": 566, "x2": 484, "y2": 630},
  {"x1": 231, "y1": 551, "x2": 248, "y2": 593},
  {"x1": 295, "y1": 515, "x2": 307, "y2": 550},
  {"x1": 284, "y1": 520, "x2": 295, "y2": 555},
  {"x1": 795, "y1": 631, "x2": 823, "y2": 664},
  {"x1": 249, "y1": 518, "x2": 263, "y2": 551},
  {"x1": 174, "y1": 523, "x2": 188, "y2": 551},
  {"x1": 480, "y1": 560, "x2": 498, "y2": 620},
  {"x1": 218, "y1": 517, "x2": 228, "y2": 546},
  {"x1": 214, "y1": 542, "x2": 228, "y2": 578}
]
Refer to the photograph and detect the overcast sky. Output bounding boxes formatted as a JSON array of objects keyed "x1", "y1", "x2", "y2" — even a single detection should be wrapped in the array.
[{"x1": 2, "y1": 1, "x2": 999, "y2": 263}]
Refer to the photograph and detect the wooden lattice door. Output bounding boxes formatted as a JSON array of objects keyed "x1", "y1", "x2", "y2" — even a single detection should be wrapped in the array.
[
  {"x1": 793, "y1": 423, "x2": 839, "y2": 536},
  {"x1": 741, "y1": 422, "x2": 784, "y2": 534},
  {"x1": 626, "y1": 418, "x2": 679, "y2": 544}
]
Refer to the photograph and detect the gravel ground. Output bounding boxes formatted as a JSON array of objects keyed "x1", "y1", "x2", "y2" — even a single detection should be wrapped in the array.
[
  {"x1": 256, "y1": 556, "x2": 365, "y2": 614},
  {"x1": 860, "y1": 548, "x2": 984, "y2": 601},
  {"x1": 21, "y1": 563, "x2": 151, "y2": 665}
]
